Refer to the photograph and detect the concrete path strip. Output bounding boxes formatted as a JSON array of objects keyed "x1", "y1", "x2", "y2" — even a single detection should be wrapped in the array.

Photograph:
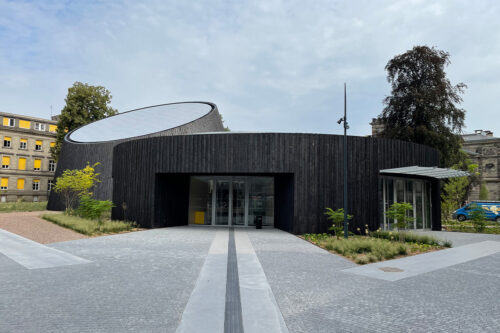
[
  {"x1": 176, "y1": 229, "x2": 229, "y2": 333},
  {"x1": 0, "y1": 228, "x2": 91, "y2": 269},
  {"x1": 235, "y1": 230, "x2": 289, "y2": 333},
  {"x1": 343, "y1": 240, "x2": 500, "y2": 281}
]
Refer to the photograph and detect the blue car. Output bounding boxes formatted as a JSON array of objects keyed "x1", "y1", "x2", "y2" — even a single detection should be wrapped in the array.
[{"x1": 453, "y1": 201, "x2": 500, "y2": 222}]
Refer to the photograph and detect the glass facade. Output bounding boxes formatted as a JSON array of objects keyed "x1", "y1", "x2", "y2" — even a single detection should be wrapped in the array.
[
  {"x1": 188, "y1": 176, "x2": 274, "y2": 227},
  {"x1": 382, "y1": 177, "x2": 432, "y2": 230}
]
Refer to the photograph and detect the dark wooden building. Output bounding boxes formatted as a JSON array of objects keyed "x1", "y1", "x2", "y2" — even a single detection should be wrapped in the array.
[
  {"x1": 110, "y1": 133, "x2": 442, "y2": 234},
  {"x1": 49, "y1": 102, "x2": 462, "y2": 234}
]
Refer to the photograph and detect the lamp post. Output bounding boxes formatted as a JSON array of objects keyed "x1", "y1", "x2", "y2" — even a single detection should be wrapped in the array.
[{"x1": 337, "y1": 83, "x2": 349, "y2": 238}]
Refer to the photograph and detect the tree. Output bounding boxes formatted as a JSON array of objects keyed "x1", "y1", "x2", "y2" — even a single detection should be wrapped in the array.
[
  {"x1": 324, "y1": 207, "x2": 352, "y2": 239},
  {"x1": 54, "y1": 163, "x2": 100, "y2": 212},
  {"x1": 51, "y1": 82, "x2": 118, "y2": 160},
  {"x1": 385, "y1": 202, "x2": 414, "y2": 241},
  {"x1": 441, "y1": 162, "x2": 479, "y2": 221},
  {"x1": 378, "y1": 46, "x2": 467, "y2": 167}
]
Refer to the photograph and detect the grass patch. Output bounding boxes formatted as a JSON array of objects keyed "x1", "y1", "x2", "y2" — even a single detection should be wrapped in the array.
[
  {"x1": 370, "y1": 230, "x2": 452, "y2": 247},
  {"x1": 302, "y1": 233, "x2": 446, "y2": 265},
  {"x1": 443, "y1": 220, "x2": 500, "y2": 234},
  {"x1": 0, "y1": 201, "x2": 47, "y2": 213},
  {"x1": 42, "y1": 213, "x2": 136, "y2": 236}
]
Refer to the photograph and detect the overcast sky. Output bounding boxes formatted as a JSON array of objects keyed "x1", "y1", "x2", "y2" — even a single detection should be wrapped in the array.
[{"x1": 1, "y1": 0, "x2": 499, "y2": 136}]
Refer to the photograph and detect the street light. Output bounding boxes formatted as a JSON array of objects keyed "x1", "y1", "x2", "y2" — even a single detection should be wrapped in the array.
[{"x1": 337, "y1": 83, "x2": 349, "y2": 238}]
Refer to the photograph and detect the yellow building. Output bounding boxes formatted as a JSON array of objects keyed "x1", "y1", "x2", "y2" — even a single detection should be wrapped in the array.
[{"x1": 0, "y1": 112, "x2": 57, "y2": 202}]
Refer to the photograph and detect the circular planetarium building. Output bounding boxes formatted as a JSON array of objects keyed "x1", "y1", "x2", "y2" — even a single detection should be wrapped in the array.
[
  {"x1": 47, "y1": 102, "x2": 225, "y2": 211},
  {"x1": 49, "y1": 101, "x2": 468, "y2": 234}
]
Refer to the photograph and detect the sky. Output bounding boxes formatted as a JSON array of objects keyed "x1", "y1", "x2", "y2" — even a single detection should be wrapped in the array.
[{"x1": 0, "y1": 0, "x2": 499, "y2": 137}]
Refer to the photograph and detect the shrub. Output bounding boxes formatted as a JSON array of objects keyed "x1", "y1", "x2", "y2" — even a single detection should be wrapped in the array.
[
  {"x1": 324, "y1": 207, "x2": 352, "y2": 239},
  {"x1": 77, "y1": 195, "x2": 114, "y2": 223},
  {"x1": 385, "y1": 202, "x2": 414, "y2": 241},
  {"x1": 469, "y1": 204, "x2": 487, "y2": 232}
]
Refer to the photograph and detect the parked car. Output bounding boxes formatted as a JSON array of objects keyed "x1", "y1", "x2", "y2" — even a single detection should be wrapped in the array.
[{"x1": 453, "y1": 201, "x2": 500, "y2": 222}]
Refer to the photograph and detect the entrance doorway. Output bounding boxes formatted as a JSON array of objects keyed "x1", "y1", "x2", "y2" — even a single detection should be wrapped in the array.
[{"x1": 188, "y1": 176, "x2": 274, "y2": 227}]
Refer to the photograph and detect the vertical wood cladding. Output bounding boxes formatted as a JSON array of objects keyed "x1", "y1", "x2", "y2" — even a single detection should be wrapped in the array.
[
  {"x1": 111, "y1": 133, "x2": 440, "y2": 234},
  {"x1": 47, "y1": 105, "x2": 224, "y2": 211}
]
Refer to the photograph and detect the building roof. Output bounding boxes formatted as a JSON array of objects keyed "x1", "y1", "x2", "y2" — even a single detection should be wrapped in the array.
[
  {"x1": 462, "y1": 130, "x2": 498, "y2": 142},
  {"x1": 380, "y1": 166, "x2": 469, "y2": 179},
  {"x1": 0, "y1": 111, "x2": 57, "y2": 124},
  {"x1": 68, "y1": 102, "x2": 214, "y2": 143}
]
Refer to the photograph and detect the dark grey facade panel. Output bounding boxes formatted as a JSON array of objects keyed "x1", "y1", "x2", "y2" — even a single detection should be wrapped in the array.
[
  {"x1": 111, "y1": 133, "x2": 440, "y2": 234},
  {"x1": 47, "y1": 103, "x2": 225, "y2": 210}
]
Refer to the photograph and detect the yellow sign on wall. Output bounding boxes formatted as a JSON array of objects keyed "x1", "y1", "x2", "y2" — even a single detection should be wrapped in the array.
[{"x1": 194, "y1": 211, "x2": 205, "y2": 224}]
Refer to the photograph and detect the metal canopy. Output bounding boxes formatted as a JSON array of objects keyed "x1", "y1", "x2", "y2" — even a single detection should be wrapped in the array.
[{"x1": 380, "y1": 166, "x2": 469, "y2": 179}]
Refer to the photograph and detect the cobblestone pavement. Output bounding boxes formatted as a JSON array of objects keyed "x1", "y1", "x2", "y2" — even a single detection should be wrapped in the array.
[
  {"x1": 0, "y1": 211, "x2": 87, "y2": 244},
  {"x1": 249, "y1": 229, "x2": 500, "y2": 333},
  {"x1": 1, "y1": 227, "x2": 499, "y2": 332}
]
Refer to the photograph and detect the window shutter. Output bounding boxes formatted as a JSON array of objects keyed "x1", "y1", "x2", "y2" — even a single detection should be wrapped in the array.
[
  {"x1": 18, "y1": 158, "x2": 26, "y2": 170},
  {"x1": 2, "y1": 156, "x2": 10, "y2": 166},
  {"x1": 34, "y1": 159, "x2": 41, "y2": 169},
  {"x1": 1, "y1": 178, "x2": 8, "y2": 187},
  {"x1": 17, "y1": 178, "x2": 24, "y2": 190},
  {"x1": 19, "y1": 120, "x2": 31, "y2": 129}
]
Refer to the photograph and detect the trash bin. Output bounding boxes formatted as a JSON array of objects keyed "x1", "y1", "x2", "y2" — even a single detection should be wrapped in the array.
[{"x1": 255, "y1": 215, "x2": 263, "y2": 229}]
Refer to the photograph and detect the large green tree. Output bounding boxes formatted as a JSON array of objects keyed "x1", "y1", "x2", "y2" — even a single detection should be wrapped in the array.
[
  {"x1": 378, "y1": 46, "x2": 466, "y2": 167},
  {"x1": 51, "y1": 82, "x2": 118, "y2": 160}
]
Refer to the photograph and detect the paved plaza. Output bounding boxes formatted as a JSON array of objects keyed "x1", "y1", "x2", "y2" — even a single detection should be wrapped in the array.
[{"x1": 1, "y1": 227, "x2": 500, "y2": 332}]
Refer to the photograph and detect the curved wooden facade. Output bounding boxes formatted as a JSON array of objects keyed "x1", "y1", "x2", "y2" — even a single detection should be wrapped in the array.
[
  {"x1": 47, "y1": 102, "x2": 225, "y2": 210},
  {"x1": 110, "y1": 133, "x2": 440, "y2": 234}
]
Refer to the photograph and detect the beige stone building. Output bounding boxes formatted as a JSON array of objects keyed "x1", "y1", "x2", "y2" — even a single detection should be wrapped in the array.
[
  {"x1": 462, "y1": 130, "x2": 500, "y2": 200},
  {"x1": 0, "y1": 112, "x2": 57, "y2": 202}
]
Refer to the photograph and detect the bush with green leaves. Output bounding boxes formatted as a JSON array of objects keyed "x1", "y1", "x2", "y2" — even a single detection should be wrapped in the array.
[
  {"x1": 324, "y1": 207, "x2": 352, "y2": 239},
  {"x1": 469, "y1": 204, "x2": 487, "y2": 232},
  {"x1": 385, "y1": 202, "x2": 414, "y2": 241},
  {"x1": 54, "y1": 162, "x2": 100, "y2": 212},
  {"x1": 77, "y1": 195, "x2": 114, "y2": 224}
]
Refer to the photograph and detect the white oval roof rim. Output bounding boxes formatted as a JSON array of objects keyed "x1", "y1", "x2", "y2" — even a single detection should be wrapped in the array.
[{"x1": 68, "y1": 102, "x2": 213, "y2": 143}]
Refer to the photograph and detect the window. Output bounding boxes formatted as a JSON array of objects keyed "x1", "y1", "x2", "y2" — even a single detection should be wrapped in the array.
[
  {"x1": 33, "y1": 196, "x2": 38, "y2": 202},
  {"x1": 3, "y1": 117, "x2": 14, "y2": 127},
  {"x1": 17, "y1": 178, "x2": 25, "y2": 190},
  {"x1": 48, "y1": 160, "x2": 56, "y2": 172},
  {"x1": 2, "y1": 156, "x2": 10, "y2": 169},
  {"x1": 18, "y1": 157, "x2": 26, "y2": 170},
  {"x1": 3, "y1": 136, "x2": 11, "y2": 148},
  {"x1": 1, "y1": 177, "x2": 8, "y2": 190},
  {"x1": 48, "y1": 180, "x2": 54, "y2": 192},
  {"x1": 34, "y1": 123, "x2": 46, "y2": 131},
  {"x1": 32, "y1": 179, "x2": 40, "y2": 191},
  {"x1": 35, "y1": 140, "x2": 43, "y2": 151},
  {"x1": 19, "y1": 120, "x2": 31, "y2": 129},
  {"x1": 49, "y1": 124, "x2": 57, "y2": 133},
  {"x1": 33, "y1": 159, "x2": 41, "y2": 171},
  {"x1": 19, "y1": 138, "x2": 27, "y2": 149},
  {"x1": 1, "y1": 196, "x2": 6, "y2": 203}
]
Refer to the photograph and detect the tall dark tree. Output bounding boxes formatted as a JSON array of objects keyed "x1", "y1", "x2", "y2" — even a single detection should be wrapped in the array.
[
  {"x1": 51, "y1": 82, "x2": 118, "y2": 160},
  {"x1": 378, "y1": 46, "x2": 466, "y2": 167}
]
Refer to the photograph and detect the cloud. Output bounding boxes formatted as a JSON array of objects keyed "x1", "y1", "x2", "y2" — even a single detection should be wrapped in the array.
[{"x1": 0, "y1": 0, "x2": 499, "y2": 136}]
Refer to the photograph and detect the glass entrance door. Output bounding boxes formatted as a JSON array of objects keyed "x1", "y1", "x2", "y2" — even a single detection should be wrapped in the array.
[
  {"x1": 215, "y1": 179, "x2": 230, "y2": 225},
  {"x1": 232, "y1": 179, "x2": 246, "y2": 226},
  {"x1": 188, "y1": 176, "x2": 274, "y2": 227}
]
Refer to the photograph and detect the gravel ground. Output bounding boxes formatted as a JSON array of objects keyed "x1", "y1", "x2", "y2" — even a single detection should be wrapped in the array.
[{"x1": 0, "y1": 211, "x2": 87, "y2": 244}]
